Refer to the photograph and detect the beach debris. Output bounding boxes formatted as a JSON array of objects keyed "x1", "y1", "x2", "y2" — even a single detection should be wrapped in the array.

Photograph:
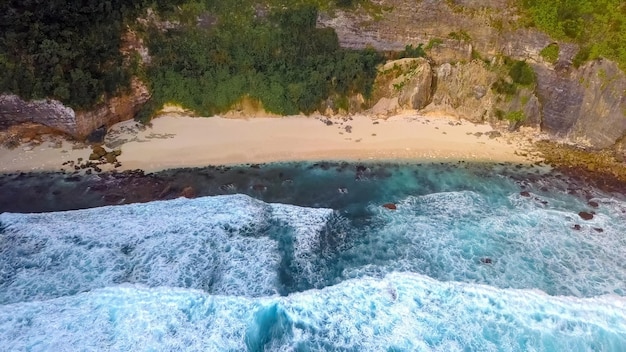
[
  {"x1": 578, "y1": 211, "x2": 594, "y2": 220},
  {"x1": 345, "y1": 125, "x2": 352, "y2": 133},
  {"x1": 382, "y1": 203, "x2": 397, "y2": 210}
]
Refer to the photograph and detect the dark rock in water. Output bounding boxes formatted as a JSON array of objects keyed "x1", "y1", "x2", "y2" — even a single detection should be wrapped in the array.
[
  {"x1": 382, "y1": 203, "x2": 397, "y2": 210},
  {"x1": 86, "y1": 125, "x2": 107, "y2": 144},
  {"x1": 356, "y1": 165, "x2": 368, "y2": 173},
  {"x1": 338, "y1": 187, "x2": 348, "y2": 194},
  {"x1": 250, "y1": 164, "x2": 261, "y2": 169},
  {"x1": 93, "y1": 166, "x2": 102, "y2": 173},
  {"x1": 252, "y1": 184, "x2": 267, "y2": 192},
  {"x1": 103, "y1": 193, "x2": 124, "y2": 204},
  {"x1": 480, "y1": 258, "x2": 493, "y2": 264},
  {"x1": 593, "y1": 227, "x2": 604, "y2": 233},
  {"x1": 578, "y1": 211, "x2": 594, "y2": 220},
  {"x1": 64, "y1": 176, "x2": 81, "y2": 182},
  {"x1": 588, "y1": 200, "x2": 599, "y2": 208},
  {"x1": 180, "y1": 186, "x2": 196, "y2": 199},
  {"x1": 572, "y1": 224, "x2": 582, "y2": 231},
  {"x1": 85, "y1": 169, "x2": 92, "y2": 175},
  {"x1": 520, "y1": 191, "x2": 531, "y2": 197}
]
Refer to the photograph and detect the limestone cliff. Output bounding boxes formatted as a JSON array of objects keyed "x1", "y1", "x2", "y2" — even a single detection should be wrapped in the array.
[
  {"x1": 0, "y1": 78, "x2": 149, "y2": 140},
  {"x1": 319, "y1": 0, "x2": 626, "y2": 151}
]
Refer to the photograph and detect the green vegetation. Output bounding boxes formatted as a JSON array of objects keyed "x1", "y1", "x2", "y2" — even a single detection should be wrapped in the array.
[
  {"x1": 144, "y1": 5, "x2": 384, "y2": 117},
  {"x1": 0, "y1": 0, "x2": 184, "y2": 109},
  {"x1": 425, "y1": 38, "x2": 443, "y2": 50},
  {"x1": 1, "y1": 0, "x2": 387, "y2": 117},
  {"x1": 540, "y1": 43, "x2": 560, "y2": 64},
  {"x1": 505, "y1": 110, "x2": 526, "y2": 123},
  {"x1": 491, "y1": 57, "x2": 536, "y2": 97},
  {"x1": 519, "y1": 0, "x2": 626, "y2": 70},
  {"x1": 447, "y1": 30, "x2": 471, "y2": 42}
]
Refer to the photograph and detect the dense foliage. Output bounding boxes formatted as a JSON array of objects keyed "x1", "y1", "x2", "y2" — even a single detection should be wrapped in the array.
[
  {"x1": 519, "y1": 0, "x2": 626, "y2": 70},
  {"x1": 0, "y1": 0, "x2": 185, "y2": 109},
  {"x1": 144, "y1": 5, "x2": 383, "y2": 116}
]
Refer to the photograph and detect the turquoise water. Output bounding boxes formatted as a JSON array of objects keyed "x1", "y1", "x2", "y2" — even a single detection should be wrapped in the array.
[{"x1": 1, "y1": 162, "x2": 625, "y2": 350}]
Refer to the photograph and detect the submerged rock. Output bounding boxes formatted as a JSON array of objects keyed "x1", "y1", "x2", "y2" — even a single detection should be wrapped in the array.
[
  {"x1": 382, "y1": 203, "x2": 397, "y2": 210},
  {"x1": 180, "y1": 186, "x2": 196, "y2": 199},
  {"x1": 578, "y1": 211, "x2": 594, "y2": 221}
]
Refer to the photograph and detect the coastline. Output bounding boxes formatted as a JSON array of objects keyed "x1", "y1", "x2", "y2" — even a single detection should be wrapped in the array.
[{"x1": 0, "y1": 112, "x2": 540, "y2": 174}]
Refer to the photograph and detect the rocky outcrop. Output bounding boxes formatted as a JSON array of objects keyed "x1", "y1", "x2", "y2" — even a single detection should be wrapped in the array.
[
  {"x1": 74, "y1": 77, "x2": 150, "y2": 139},
  {"x1": 0, "y1": 77, "x2": 149, "y2": 140},
  {"x1": 535, "y1": 60, "x2": 626, "y2": 149},
  {"x1": 423, "y1": 61, "x2": 498, "y2": 123},
  {"x1": 370, "y1": 58, "x2": 433, "y2": 115}
]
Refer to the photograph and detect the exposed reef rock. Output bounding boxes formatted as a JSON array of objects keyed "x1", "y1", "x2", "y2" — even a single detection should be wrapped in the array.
[{"x1": 0, "y1": 77, "x2": 149, "y2": 140}]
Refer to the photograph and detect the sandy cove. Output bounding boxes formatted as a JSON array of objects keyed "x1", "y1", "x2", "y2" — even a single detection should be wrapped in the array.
[{"x1": 0, "y1": 112, "x2": 540, "y2": 174}]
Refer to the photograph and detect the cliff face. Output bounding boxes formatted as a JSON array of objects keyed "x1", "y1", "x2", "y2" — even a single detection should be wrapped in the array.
[
  {"x1": 319, "y1": 0, "x2": 626, "y2": 150},
  {"x1": 0, "y1": 78, "x2": 149, "y2": 140}
]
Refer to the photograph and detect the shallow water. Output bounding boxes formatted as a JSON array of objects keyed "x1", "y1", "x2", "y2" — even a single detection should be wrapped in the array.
[{"x1": 1, "y1": 162, "x2": 625, "y2": 350}]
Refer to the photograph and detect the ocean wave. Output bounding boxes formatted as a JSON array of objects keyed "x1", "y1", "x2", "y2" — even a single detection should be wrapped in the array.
[
  {"x1": 332, "y1": 191, "x2": 626, "y2": 297},
  {"x1": 0, "y1": 195, "x2": 333, "y2": 304},
  {"x1": 1, "y1": 272, "x2": 624, "y2": 351}
]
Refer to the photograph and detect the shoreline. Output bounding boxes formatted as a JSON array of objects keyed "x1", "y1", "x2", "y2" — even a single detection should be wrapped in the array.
[{"x1": 0, "y1": 112, "x2": 541, "y2": 175}]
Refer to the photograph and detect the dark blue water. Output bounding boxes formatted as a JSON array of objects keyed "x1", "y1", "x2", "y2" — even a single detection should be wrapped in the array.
[{"x1": 1, "y1": 162, "x2": 625, "y2": 351}]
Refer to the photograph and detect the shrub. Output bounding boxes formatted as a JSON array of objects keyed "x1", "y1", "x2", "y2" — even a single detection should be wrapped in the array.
[{"x1": 540, "y1": 43, "x2": 560, "y2": 64}]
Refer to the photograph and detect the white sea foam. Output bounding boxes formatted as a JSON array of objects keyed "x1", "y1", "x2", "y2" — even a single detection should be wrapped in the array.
[
  {"x1": 0, "y1": 195, "x2": 333, "y2": 304},
  {"x1": 339, "y1": 190, "x2": 626, "y2": 297},
  {"x1": 0, "y1": 272, "x2": 624, "y2": 351}
]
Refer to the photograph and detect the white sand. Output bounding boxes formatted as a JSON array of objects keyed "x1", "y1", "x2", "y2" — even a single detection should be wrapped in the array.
[{"x1": 0, "y1": 112, "x2": 538, "y2": 174}]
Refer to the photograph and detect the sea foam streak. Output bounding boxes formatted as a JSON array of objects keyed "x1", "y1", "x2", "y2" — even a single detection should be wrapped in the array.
[
  {"x1": 0, "y1": 273, "x2": 624, "y2": 351},
  {"x1": 332, "y1": 190, "x2": 626, "y2": 297},
  {"x1": 0, "y1": 195, "x2": 333, "y2": 304}
]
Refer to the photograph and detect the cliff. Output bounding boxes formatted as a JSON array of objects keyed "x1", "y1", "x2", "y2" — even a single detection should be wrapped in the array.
[
  {"x1": 1, "y1": 0, "x2": 624, "y2": 152},
  {"x1": 0, "y1": 77, "x2": 149, "y2": 141},
  {"x1": 318, "y1": 0, "x2": 626, "y2": 151}
]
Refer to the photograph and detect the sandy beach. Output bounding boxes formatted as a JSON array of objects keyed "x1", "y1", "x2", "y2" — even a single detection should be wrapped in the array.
[{"x1": 0, "y1": 112, "x2": 540, "y2": 174}]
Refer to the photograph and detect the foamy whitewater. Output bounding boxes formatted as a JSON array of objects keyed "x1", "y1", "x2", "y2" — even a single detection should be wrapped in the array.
[{"x1": 1, "y1": 163, "x2": 626, "y2": 350}]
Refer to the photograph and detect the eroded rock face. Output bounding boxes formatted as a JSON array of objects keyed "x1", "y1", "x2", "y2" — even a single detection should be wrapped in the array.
[
  {"x1": 369, "y1": 58, "x2": 432, "y2": 116},
  {"x1": 74, "y1": 77, "x2": 150, "y2": 139},
  {"x1": 535, "y1": 60, "x2": 626, "y2": 149},
  {"x1": 0, "y1": 96, "x2": 76, "y2": 133},
  {"x1": 0, "y1": 77, "x2": 150, "y2": 140},
  {"x1": 423, "y1": 61, "x2": 498, "y2": 123}
]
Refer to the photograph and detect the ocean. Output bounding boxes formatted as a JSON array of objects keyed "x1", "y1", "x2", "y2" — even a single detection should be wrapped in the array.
[{"x1": 1, "y1": 161, "x2": 625, "y2": 351}]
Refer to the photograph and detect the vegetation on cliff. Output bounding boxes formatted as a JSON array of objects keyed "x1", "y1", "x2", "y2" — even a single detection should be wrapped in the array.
[
  {"x1": 519, "y1": 0, "x2": 626, "y2": 70},
  {"x1": 0, "y1": 0, "x2": 184, "y2": 109},
  {"x1": 143, "y1": 4, "x2": 384, "y2": 117}
]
